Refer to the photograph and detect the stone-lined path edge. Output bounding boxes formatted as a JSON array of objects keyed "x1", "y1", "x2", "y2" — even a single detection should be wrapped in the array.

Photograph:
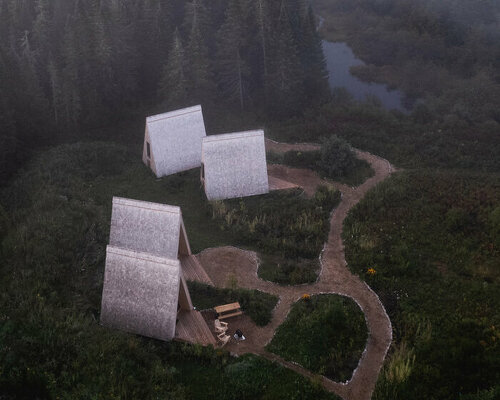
[{"x1": 196, "y1": 140, "x2": 395, "y2": 400}]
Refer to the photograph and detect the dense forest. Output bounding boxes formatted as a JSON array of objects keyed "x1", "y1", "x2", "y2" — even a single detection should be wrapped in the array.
[
  {"x1": 0, "y1": 0, "x2": 329, "y2": 183},
  {"x1": 1, "y1": 0, "x2": 500, "y2": 399}
]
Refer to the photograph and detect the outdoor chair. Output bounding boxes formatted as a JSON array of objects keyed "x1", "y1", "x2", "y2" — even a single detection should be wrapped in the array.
[
  {"x1": 214, "y1": 319, "x2": 228, "y2": 333},
  {"x1": 217, "y1": 332, "x2": 231, "y2": 347}
]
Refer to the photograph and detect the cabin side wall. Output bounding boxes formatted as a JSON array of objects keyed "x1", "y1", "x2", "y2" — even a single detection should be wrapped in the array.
[
  {"x1": 178, "y1": 274, "x2": 194, "y2": 311},
  {"x1": 143, "y1": 126, "x2": 158, "y2": 177}
]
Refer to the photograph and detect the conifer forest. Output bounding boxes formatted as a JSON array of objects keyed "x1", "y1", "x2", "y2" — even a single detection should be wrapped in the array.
[{"x1": 0, "y1": 1, "x2": 499, "y2": 399}]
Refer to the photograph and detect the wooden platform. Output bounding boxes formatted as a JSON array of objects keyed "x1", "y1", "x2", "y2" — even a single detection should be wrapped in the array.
[
  {"x1": 268, "y1": 174, "x2": 300, "y2": 191},
  {"x1": 175, "y1": 310, "x2": 217, "y2": 346},
  {"x1": 180, "y1": 255, "x2": 214, "y2": 286}
]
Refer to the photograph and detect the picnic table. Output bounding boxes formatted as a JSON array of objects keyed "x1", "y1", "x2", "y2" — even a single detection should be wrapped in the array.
[{"x1": 214, "y1": 302, "x2": 242, "y2": 320}]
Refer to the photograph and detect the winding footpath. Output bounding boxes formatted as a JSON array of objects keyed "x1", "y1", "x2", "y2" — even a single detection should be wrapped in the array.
[{"x1": 197, "y1": 141, "x2": 395, "y2": 400}]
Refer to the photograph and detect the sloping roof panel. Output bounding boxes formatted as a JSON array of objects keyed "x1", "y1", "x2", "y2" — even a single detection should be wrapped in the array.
[
  {"x1": 109, "y1": 197, "x2": 181, "y2": 259},
  {"x1": 100, "y1": 246, "x2": 180, "y2": 341},
  {"x1": 202, "y1": 130, "x2": 269, "y2": 200},
  {"x1": 146, "y1": 105, "x2": 206, "y2": 177}
]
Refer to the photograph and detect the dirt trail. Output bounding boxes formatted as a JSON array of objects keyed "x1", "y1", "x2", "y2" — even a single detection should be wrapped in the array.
[{"x1": 197, "y1": 142, "x2": 395, "y2": 400}]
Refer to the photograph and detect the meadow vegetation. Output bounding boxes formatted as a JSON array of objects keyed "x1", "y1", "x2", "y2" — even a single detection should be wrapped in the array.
[
  {"x1": 267, "y1": 294, "x2": 368, "y2": 382},
  {"x1": 0, "y1": 142, "x2": 341, "y2": 399},
  {"x1": 209, "y1": 186, "x2": 341, "y2": 284},
  {"x1": 267, "y1": 99, "x2": 500, "y2": 173},
  {"x1": 343, "y1": 170, "x2": 500, "y2": 399}
]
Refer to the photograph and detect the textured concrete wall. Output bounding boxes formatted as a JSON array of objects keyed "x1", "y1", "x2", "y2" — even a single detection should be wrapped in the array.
[
  {"x1": 202, "y1": 130, "x2": 269, "y2": 200},
  {"x1": 146, "y1": 105, "x2": 206, "y2": 177},
  {"x1": 100, "y1": 246, "x2": 180, "y2": 341}
]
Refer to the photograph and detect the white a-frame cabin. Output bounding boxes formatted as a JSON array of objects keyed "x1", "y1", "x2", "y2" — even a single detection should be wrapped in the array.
[{"x1": 143, "y1": 105, "x2": 207, "y2": 177}]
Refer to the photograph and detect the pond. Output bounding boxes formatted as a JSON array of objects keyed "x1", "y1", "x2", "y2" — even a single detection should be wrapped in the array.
[{"x1": 322, "y1": 40, "x2": 408, "y2": 112}]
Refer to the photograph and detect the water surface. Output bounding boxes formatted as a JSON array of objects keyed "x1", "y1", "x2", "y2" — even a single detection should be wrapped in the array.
[{"x1": 322, "y1": 40, "x2": 407, "y2": 112}]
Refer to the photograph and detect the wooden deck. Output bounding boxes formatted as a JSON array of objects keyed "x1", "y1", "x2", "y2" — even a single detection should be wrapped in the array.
[
  {"x1": 180, "y1": 255, "x2": 214, "y2": 286},
  {"x1": 175, "y1": 310, "x2": 217, "y2": 346},
  {"x1": 268, "y1": 174, "x2": 300, "y2": 191}
]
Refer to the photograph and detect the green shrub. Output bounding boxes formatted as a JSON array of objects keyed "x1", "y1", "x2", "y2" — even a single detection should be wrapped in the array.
[
  {"x1": 278, "y1": 142, "x2": 374, "y2": 186},
  {"x1": 317, "y1": 135, "x2": 357, "y2": 179}
]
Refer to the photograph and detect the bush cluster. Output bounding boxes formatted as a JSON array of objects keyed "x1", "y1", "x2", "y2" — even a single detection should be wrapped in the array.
[{"x1": 269, "y1": 136, "x2": 375, "y2": 186}]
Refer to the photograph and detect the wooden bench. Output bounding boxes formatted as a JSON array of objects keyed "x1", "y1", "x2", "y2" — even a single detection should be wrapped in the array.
[{"x1": 214, "y1": 302, "x2": 242, "y2": 320}]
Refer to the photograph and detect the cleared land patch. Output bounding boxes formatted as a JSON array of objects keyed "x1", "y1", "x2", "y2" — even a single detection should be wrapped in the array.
[{"x1": 267, "y1": 294, "x2": 368, "y2": 383}]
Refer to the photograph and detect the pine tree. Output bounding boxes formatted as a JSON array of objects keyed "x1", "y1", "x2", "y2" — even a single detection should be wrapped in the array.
[
  {"x1": 47, "y1": 56, "x2": 63, "y2": 125},
  {"x1": 298, "y1": 5, "x2": 330, "y2": 104},
  {"x1": 18, "y1": 28, "x2": 50, "y2": 138},
  {"x1": 268, "y1": 0, "x2": 303, "y2": 115},
  {"x1": 134, "y1": 0, "x2": 164, "y2": 99},
  {"x1": 186, "y1": 3, "x2": 215, "y2": 104},
  {"x1": 32, "y1": 0, "x2": 52, "y2": 58},
  {"x1": 0, "y1": 48, "x2": 17, "y2": 183},
  {"x1": 160, "y1": 29, "x2": 188, "y2": 107},
  {"x1": 216, "y1": 0, "x2": 250, "y2": 110},
  {"x1": 184, "y1": 0, "x2": 211, "y2": 40},
  {"x1": 255, "y1": 0, "x2": 271, "y2": 80},
  {"x1": 61, "y1": 5, "x2": 85, "y2": 126}
]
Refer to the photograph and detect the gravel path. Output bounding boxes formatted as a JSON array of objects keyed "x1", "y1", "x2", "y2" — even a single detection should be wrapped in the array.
[{"x1": 196, "y1": 142, "x2": 395, "y2": 400}]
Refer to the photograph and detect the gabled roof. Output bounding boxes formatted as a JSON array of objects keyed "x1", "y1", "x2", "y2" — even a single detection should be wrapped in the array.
[
  {"x1": 109, "y1": 197, "x2": 181, "y2": 260},
  {"x1": 100, "y1": 246, "x2": 180, "y2": 341},
  {"x1": 146, "y1": 105, "x2": 206, "y2": 177},
  {"x1": 202, "y1": 130, "x2": 269, "y2": 200}
]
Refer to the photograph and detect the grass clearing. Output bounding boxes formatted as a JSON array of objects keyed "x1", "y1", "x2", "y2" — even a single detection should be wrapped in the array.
[
  {"x1": 344, "y1": 170, "x2": 500, "y2": 399},
  {"x1": 258, "y1": 254, "x2": 320, "y2": 285},
  {"x1": 267, "y1": 294, "x2": 368, "y2": 382},
  {"x1": 209, "y1": 186, "x2": 341, "y2": 284}
]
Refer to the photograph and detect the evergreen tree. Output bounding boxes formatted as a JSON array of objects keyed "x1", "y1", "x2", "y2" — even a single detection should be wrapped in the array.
[
  {"x1": 216, "y1": 0, "x2": 250, "y2": 110},
  {"x1": 255, "y1": 0, "x2": 271, "y2": 81},
  {"x1": 61, "y1": 3, "x2": 86, "y2": 126},
  {"x1": 268, "y1": 0, "x2": 303, "y2": 115},
  {"x1": 298, "y1": 5, "x2": 330, "y2": 103},
  {"x1": 0, "y1": 49, "x2": 17, "y2": 183},
  {"x1": 186, "y1": 3, "x2": 215, "y2": 104},
  {"x1": 18, "y1": 28, "x2": 50, "y2": 139},
  {"x1": 47, "y1": 56, "x2": 63, "y2": 125},
  {"x1": 160, "y1": 29, "x2": 188, "y2": 107},
  {"x1": 184, "y1": 0, "x2": 211, "y2": 40},
  {"x1": 32, "y1": 0, "x2": 52, "y2": 59},
  {"x1": 134, "y1": 0, "x2": 164, "y2": 99}
]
